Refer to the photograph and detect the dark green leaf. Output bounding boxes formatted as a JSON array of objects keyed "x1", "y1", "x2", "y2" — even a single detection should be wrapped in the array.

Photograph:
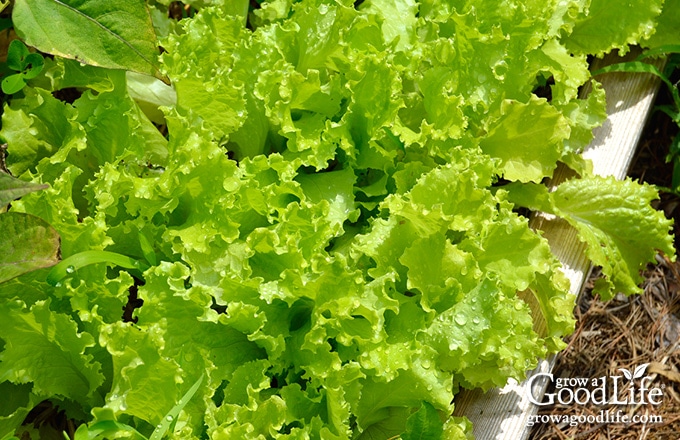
[
  {"x1": 0, "y1": 212, "x2": 60, "y2": 283},
  {"x1": 0, "y1": 171, "x2": 48, "y2": 208},
  {"x1": 22, "y1": 53, "x2": 45, "y2": 79},
  {"x1": 6, "y1": 39, "x2": 30, "y2": 71}
]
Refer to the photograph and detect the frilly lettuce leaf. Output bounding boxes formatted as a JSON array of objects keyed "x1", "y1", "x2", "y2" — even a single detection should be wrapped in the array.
[
  {"x1": 563, "y1": 0, "x2": 663, "y2": 56},
  {"x1": 0, "y1": 300, "x2": 104, "y2": 404},
  {"x1": 480, "y1": 96, "x2": 570, "y2": 182},
  {"x1": 642, "y1": 0, "x2": 680, "y2": 50},
  {"x1": 506, "y1": 177, "x2": 675, "y2": 299}
]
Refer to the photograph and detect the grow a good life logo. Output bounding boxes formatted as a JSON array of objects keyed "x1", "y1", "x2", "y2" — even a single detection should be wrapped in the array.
[
  {"x1": 528, "y1": 363, "x2": 663, "y2": 406},
  {"x1": 526, "y1": 363, "x2": 665, "y2": 427}
]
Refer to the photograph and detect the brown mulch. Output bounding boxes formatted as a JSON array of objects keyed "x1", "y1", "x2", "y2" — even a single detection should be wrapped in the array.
[
  {"x1": 528, "y1": 77, "x2": 680, "y2": 439},
  {"x1": 529, "y1": 263, "x2": 680, "y2": 440}
]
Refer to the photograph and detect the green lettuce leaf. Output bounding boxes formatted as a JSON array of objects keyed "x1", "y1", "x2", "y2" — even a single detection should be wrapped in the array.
[
  {"x1": 480, "y1": 96, "x2": 570, "y2": 182},
  {"x1": 507, "y1": 177, "x2": 675, "y2": 299},
  {"x1": 0, "y1": 212, "x2": 60, "y2": 283},
  {"x1": 563, "y1": 0, "x2": 663, "y2": 56},
  {"x1": 0, "y1": 300, "x2": 104, "y2": 403}
]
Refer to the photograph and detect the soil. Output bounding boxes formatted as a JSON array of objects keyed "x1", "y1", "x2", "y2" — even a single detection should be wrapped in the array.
[{"x1": 528, "y1": 74, "x2": 680, "y2": 440}]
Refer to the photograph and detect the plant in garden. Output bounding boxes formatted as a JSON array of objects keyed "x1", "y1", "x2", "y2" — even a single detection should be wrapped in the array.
[
  {"x1": 0, "y1": 1, "x2": 676, "y2": 439},
  {"x1": 0, "y1": 40, "x2": 44, "y2": 95}
]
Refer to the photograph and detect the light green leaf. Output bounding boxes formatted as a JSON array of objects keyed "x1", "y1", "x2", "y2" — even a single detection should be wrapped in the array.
[
  {"x1": 149, "y1": 374, "x2": 203, "y2": 440},
  {"x1": 1, "y1": 74, "x2": 26, "y2": 95},
  {"x1": 355, "y1": 370, "x2": 451, "y2": 431},
  {"x1": 357, "y1": 407, "x2": 410, "y2": 440},
  {"x1": 563, "y1": 0, "x2": 663, "y2": 56},
  {"x1": 479, "y1": 96, "x2": 570, "y2": 182},
  {"x1": 72, "y1": 420, "x2": 148, "y2": 440},
  {"x1": 423, "y1": 278, "x2": 544, "y2": 390},
  {"x1": 0, "y1": 212, "x2": 60, "y2": 284},
  {"x1": 99, "y1": 321, "x2": 182, "y2": 425},
  {"x1": 13, "y1": 0, "x2": 164, "y2": 80},
  {"x1": 643, "y1": 0, "x2": 680, "y2": 50},
  {"x1": 126, "y1": 71, "x2": 177, "y2": 125},
  {"x1": 0, "y1": 300, "x2": 104, "y2": 401},
  {"x1": 550, "y1": 176, "x2": 675, "y2": 298},
  {"x1": 46, "y1": 250, "x2": 147, "y2": 287}
]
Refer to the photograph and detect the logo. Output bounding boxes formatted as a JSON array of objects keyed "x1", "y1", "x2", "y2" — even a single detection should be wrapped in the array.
[{"x1": 527, "y1": 363, "x2": 664, "y2": 406}]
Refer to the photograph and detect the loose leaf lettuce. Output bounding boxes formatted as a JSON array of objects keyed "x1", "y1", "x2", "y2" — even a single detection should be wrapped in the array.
[
  {"x1": 0, "y1": 1, "x2": 676, "y2": 439},
  {"x1": 0, "y1": 212, "x2": 60, "y2": 283},
  {"x1": 506, "y1": 177, "x2": 675, "y2": 299}
]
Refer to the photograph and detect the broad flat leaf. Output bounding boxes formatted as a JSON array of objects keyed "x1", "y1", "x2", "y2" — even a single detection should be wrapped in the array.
[
  {"x1": 0, "y1": 171, "x2": 48, "y2": 208},
  {"x1": 12, "y1": 0, "x2": 164, "y2": 80},
  {"x1": 401, "y1": 401, "x2": 444, "y2": 440},
  {"x1": 1, "y1": 74, "x2": 26, "y2": 95},
  {"x1": 0, "y1": 212, "x2": 60, "y2": 283}
]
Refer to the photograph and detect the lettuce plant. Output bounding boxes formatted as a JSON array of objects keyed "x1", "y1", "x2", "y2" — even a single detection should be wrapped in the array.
[{"x1": 0, "y1": 1, "x2": 675, "y2": 439}]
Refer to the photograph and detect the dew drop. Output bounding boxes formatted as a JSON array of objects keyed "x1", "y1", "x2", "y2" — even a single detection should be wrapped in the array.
[
  {"x1": 65, "y1": 265, "x2": 75, "y2": 274},
  {"x1": 472, "y1": 318, "x2": 480, "y2": 325},
  {"x1": 166, "y1": 416, "x2": 174, "y2": 422},
  {"x1": 54, "y1": 282, "x2": 62, "y2": 288},
  {"x1": 454, "y1": 314, "x2": 467, "y2": 326}
]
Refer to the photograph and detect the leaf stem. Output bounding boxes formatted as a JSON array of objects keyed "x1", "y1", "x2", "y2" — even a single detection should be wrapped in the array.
[{"x1": 46, "y1": 250, "x2": 149, "y2": 286}]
